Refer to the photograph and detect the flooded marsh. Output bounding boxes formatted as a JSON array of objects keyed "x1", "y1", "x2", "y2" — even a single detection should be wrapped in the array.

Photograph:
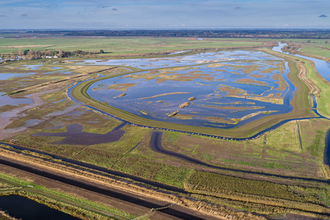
[{"x1": 87, "y1": 51, "x2": 294, "y2": 128}]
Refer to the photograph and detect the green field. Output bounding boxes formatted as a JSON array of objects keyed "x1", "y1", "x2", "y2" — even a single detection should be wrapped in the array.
[{"x1": 0, "y1": 37, "x2": 267, "y2": 55}]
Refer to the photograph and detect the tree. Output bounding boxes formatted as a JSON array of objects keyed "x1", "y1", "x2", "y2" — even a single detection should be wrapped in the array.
[
  {"x1": 100, "y1": 49, "x2": 104, "y2": 53},
  {"x1": 58, "y1": 49, "x2": 63, "y2": 57},
  {"x1": 23, "y1": 50, "x2": 30, "y2": 55}
]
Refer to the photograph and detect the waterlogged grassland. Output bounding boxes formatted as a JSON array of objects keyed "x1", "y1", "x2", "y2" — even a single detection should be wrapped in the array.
[
  {"x1": 90, "y1": 58, "x2": 290, "y2": 127},
  {"x1": 12, "y1": 120, "x2": 193, "y2": 188},
  {"x1": 0, "y1": 60, "x2": 119, "y2": 94},
  {"x1": 0, "y1": 172, "x2": 136, "y2": 219},
  {"x1": 3, "y1": 90, "x2": 74, "y2": 130},
  {"x1": 11, "y1": 107, "x2": 133, "y2": 157}
]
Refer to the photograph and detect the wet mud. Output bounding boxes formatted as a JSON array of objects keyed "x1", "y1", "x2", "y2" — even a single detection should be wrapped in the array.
[{"x1": 33, "y1": 123, "x2": 126, "y2": 145}]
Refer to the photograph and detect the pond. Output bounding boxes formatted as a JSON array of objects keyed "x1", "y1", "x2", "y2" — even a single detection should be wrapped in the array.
[
  {"x1": 21, "y1": 63, "x2": 43, "y2": 70},
  {"x1": 87, "y1": 50, "x2": 295, "y2": 128},
  {"x1": 0, "y1": 72, "x2": 35, "y2": 81},
  {"x1": 0, "y1": 195, "x2": 79, "y2": 220},
  {"x1": 0, "y1": 92, "x2": 33, "y2": 108}
]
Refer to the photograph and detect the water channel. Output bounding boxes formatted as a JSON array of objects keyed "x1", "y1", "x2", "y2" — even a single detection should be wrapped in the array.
[
  {"x1": 0, "y1": 195, "x2": 79, "y2": 220},
  {"x1": 274, "y1": 42, "x2": 330, "y2": 166}
]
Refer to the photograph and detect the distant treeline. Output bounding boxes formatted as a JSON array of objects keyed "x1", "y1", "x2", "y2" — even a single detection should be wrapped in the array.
[
  {"x1": 1, "y1": 49, "x2": 101, "y2": 60},
  {"x1": 3, "y1": 29, "x2": 330, "y2": 39}
]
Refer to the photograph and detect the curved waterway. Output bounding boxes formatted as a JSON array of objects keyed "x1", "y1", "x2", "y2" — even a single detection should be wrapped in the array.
[
  {"x1": 274, "y1": 42, "x2": 330, "y2": 166},
  {"x1": 273, "y1": 43, "x2": 330, "y2": 83}
]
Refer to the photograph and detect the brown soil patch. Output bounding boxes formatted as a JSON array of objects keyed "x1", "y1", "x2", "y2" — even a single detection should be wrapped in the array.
[
  {"x1": 201, "y1": 105, "x2": 264, "y2": 110},
  {"x1": 96, "y1": 83, "x2": 136, "y2": 92},
  {"x1": 250, "y1": 74, "x2": 264, "y2": 78},
  {"x1": 139, "y1": 92, "x2": 191, "y2": 100},
  {"x1": 217, "y1": 85, "x2": 247, "y2": 95}
]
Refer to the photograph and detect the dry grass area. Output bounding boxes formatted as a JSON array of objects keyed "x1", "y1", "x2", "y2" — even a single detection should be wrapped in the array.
[
  {"x1": 185, "y1": 171, "x2": 330, "y2": 218},
  {"x1": 139, "y1": 92, "x2": 191, "y2": 100},
  {"x1": 226, "y1": 95, "x2": 284, "y2": 104},
  {"x1": 217, "y1": 85, "x2": 247, "y2": 96},
  {"x1": 296, "y1": 61, "x2": 320, "y2": 95}
]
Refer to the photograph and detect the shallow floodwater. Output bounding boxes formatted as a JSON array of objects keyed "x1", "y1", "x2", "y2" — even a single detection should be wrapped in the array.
[
  {"x1": 78, "y1": 50, "x2": 278, "y2": 69},
  {"x1": 88, "y1": 51, "x2": 295, "y2": 128},
  {"x1": 0, "y1": 92, "x2": 33, "y2": 107},
  {"x1": 21, "y1": 63, "x2": 43, "y2": 70},
  {"x1": 0, "y1": 195, "x2": 79, "y2": 220},
  {"x1": 169, "y1": 50, "x2": 192, "y2": 55},
  {"x1": 0, "y1": 72, "x2": 35, "y2": 80}
]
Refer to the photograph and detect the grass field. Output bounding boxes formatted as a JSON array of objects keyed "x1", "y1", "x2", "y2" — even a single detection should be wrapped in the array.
[
  {"x1": 162, "y1": 117, "x2": 329, "y2": 178},
  {"x1": 185, "y1": 171, "x2": 330, "y2": 218},
  {"x1": 300, "y1": 45, "x2": 330, "y2": 59},
  {"x1": 0, "y1": 37, "x2": 267, "y2": 55}
]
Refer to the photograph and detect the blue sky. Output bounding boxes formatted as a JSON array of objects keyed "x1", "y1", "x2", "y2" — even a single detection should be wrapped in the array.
[{"x1": 0, "y1": 0, "x2": 329, "y2": 29}]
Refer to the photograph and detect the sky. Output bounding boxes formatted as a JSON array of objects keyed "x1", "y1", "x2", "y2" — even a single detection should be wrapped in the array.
[{"x1": 0, "y1": 0, "x2": 329, "y2": 29}]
